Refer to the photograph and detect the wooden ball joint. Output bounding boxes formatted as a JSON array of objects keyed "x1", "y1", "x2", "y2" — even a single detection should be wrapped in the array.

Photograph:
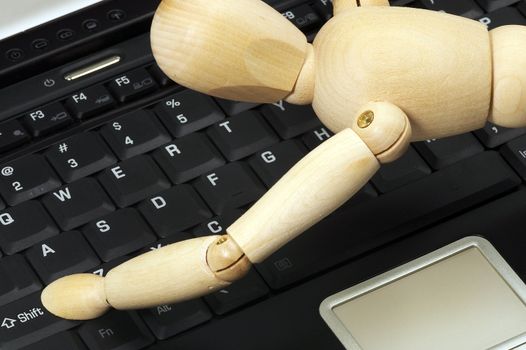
[{"x1": 42, "y1": 0, "x2": 526, "y2": 320}]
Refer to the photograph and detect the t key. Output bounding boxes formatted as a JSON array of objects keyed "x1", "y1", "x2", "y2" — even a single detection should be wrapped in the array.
[{"x1": 0, "y1": 154, "x2": 61, "y2": 206}]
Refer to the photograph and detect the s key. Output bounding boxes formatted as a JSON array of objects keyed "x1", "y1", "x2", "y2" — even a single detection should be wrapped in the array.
[{"x1": 0, "y1": 155, "x2": 61, "y2": 206}]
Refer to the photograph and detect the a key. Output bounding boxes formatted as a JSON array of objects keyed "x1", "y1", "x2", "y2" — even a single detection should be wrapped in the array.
[
  {"x1": 260, "y1": 101, "x2": 320, "y2": 139},
  {"x1": 207, "y1": 111, "x2": 279, "y2": 161},
  {"x1": 20, "y1": 331, "x2": 87, "y2": 350},
  {"x1": 371, "y1": 146, "x2": 431, "y2": 193},
  {"x1": 477, "y1": 7, "x2": 526, "y2": 29},
  {"x1": 149, "y1": 65, "x2": 173, "y2": 87},
  {"x1": 152, "y1": 133, "x2": 225, "y2": 184},
  {"x1": 108, "y1": 68, "x2": 158, "y2": 103},
  {"x1": 475, "y1": 0, "x2": 520, "y2": 12},
  {"x1": 138, "y1": 185, "x2": 212, "y2": 238},
  {"x1": 193, "y1": 163, "x2": 266, "y2": 214},
  {"x1": 25, "y1": 231, "x2": 100, "y2": 284},
  {"x1": 65, "y1": 85, "x2": 116, "y2": 119},
  {"x1": 42, "y1": 177, "x2": 115, "y2": 231},
  {"x1": 45, "y1": 132, "x2": 117, "y2": 183},
  {"x1": 98, "y1": 155, "x2": 171, "y2": 208},
  {"x1": 312, "y1": 0, "x2": 333, "y2": 20},
  {"x1": 0, "y1": 201, "x2": 59, "y2": 255},
  {"x1": 414, "y1": 133, "x2": 484, "y2": 170},
  {"x1": 192, "y1": 209, "x2": 244, "y2": 237},
  {"x1": 283, "y1": 4, "x2": 322, "y2": 31},
  {"x1": 82, "y1": 208, "x2": 157, "y2": 262},
  {"x1": 474, "y1": 122, "x2": 526, "y2": 148},
  {"x1": 501, "y1": 134, "x2": 526, "y2": 181},
  {"x1": 214, "y1": 98, "x2": 259, "y2": 116},
  {"x1": 21, "y1": 103, "x2": 73, "y2": 137},
  {"x1": 204, "y1": 268, "x2": 269, "y2": 315},
  {"x1": 412, "y1": 0, "x2": 484, "y2": 18},
  {"x1": 0, "y1": 120, "x2": 30, "y2": 153},
  {"x1": 0, "y1": 255, "x2": 41, "y2": 307},
  {"x1": 154, "y1": 90, "x2": 225, "y2": 137},
  {"x1": 256, "y1": 151, "x2": 520, "y2": 290},
  {"x1": 0, "y1": 154, "x2": 61, "y2": 206},
  {"x1": 100, "y1": 110, "x2": 171, "y2": 160},
  {"x1": 301, "y1": 126, "x2": 334, "y2": 150},
  {"x1": 78, "y1": 311, "x2": 154, "y2": 350},
  {"x1": 0, "y1": 292, "x2": 78, "y2": 350},
  {"x1": 140, "y1": 299, "x2": 212, "y2": 340},
  {"x1": 248, "y1": 140, "x2": 307, "y2": 187}
]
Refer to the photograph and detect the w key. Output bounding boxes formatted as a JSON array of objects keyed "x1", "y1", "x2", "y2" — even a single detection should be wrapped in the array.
[{"x1": 0, "y1": 155, "x2": 61, "y2": 206}]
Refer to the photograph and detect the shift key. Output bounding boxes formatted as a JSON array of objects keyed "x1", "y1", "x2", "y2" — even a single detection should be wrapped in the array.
[{"x1": 0, "y1": 292, "x2": 78, "y2": 350}]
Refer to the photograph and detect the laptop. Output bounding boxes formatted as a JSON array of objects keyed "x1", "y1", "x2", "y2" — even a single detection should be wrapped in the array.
[{"x1": 1, "y1": 0, "x2": 526, "y2": 349}]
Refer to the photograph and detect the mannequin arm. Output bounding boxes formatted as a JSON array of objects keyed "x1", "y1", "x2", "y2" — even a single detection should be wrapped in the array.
[{"x1": 42, "y1": 127, "x2": 385, "y2": 320}]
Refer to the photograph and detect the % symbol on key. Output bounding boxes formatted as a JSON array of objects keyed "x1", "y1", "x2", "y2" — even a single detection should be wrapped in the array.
[{"x1": 166, "y1": 99, "x2": 181, "y2": 109}]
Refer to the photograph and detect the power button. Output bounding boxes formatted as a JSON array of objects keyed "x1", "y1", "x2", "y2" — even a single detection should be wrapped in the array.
[{"x1": 43, "y1": 78, "x2": 56, "y2": 88}]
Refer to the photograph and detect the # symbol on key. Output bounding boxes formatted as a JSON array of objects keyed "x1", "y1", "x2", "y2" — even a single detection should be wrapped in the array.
[
  {"x1": 166, "y1": 99, "x2": 181, "y2": 109},
  {"x1": 59, "y1": 143, "x2": 69, "y2": 154},
  {"x1": 1, "y1": 166, "x2": 14, "y2": 177}
]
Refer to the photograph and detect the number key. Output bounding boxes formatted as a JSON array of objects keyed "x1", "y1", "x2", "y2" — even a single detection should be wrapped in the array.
[
  {"x1": 0, "y1": 155, "x2": 61, "y2": 206},
  {"x1": 46, "y1": 132, "x2": 117, "y2": 183}
]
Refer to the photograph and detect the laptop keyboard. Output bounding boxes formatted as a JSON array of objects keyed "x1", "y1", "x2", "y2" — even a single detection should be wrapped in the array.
[{"x1": 1, "y1": 0, "x2": 526, "y2": 349}]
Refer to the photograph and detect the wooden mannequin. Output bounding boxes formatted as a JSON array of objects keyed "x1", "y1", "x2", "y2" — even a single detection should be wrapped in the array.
[{"x1": 42, "y1": 0, "x2": 526, "y2": 320}]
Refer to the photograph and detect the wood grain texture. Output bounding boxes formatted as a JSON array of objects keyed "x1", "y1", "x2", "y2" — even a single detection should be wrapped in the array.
[
  {"x1": 41, "y1": 274, "x2": 109, "y2": 320},
  {"x1": 489, "y1": 25, "x2": 526, "y2": 128},
  {"x1": 151, "y1": 0, "x2": 308, "y2": 103},
  {"x1": 360, "y1": 0, "x2": 390, "y2": 6},
  {"x1": 312, "y1": 7, "x2": 492, "y2": 140},
  {"x1": 285, "y1": 44, "x2": 315, "y2": 105},
  {"x1": 334, "y1": 0, "x2": 358, "y2": 15},
  {"x1": 227, "y1": 128, "x2": 380, "y2": 263},
  {"x1": 105, "y1": 236, "x2": 232, "y2": 310}
]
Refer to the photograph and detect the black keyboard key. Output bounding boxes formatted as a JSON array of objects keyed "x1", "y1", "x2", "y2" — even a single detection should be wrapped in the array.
[
  {"x1": 477, "y1": 7, "x2": 526, "y2": 29},
  {"x1": 83, "y1": 208, "x2": 157, "y2": 262},
  {"x1": 207, "y1": 111, "x2": 279, "y2": 161},
  {"x1": 98, "y1": 155, "x2": 170, "y2": 208},
  {"x1": 42, "y1": 178, "x2": 115, "y2": 231},
  {"x1": 371, "y1": 146, "x2": 431, "y2": 193},
  {"x1": 0, "y1": 292, "x2": 78, "y2": 350},
  {"x1": 192, "y1": 209, "x2": 244, "y2": 237},
  {"x1": 204, "y1": 268, "x2": 269, "y2": 315},
  {"x1": 0, "y1": 201, "x2": 59, "y2": 254},
  {"x1": 474, "y1": 122, "x2": 526, "y2": 148},
  {"x1": 21, "y1": 331, "x2": 87, "y2": 350},
  {"x1": 256, "y1": 151, "x2": 519, "y2": 290},
  {"x1": 140, "y1": 299, "x2": 212, "y2": 340},
  {"x1": 283, "y1": 5, "x2": 322, "y2": 31},
  {"x1": 344, "y1": 183, "x2": 378, "y2": 207},
  {"x1": 148, "y1": 65, "x2": 173, "y2": 87},
  {"x1": 138, "y1": 185, "x2": 212, "y2": 238},
  {"x1": 108, "y1": 68, "x2": 158, "y2": 103},
  {"x1": 312, "y1": 0, "x2": 333, "y2": 20},
  {"x1": 155, "y1": 91, "x2": 225, "y2": 137},
  {"x1": 22, "y1": 103, "x2": 73, "y2": 137},
  {"x1": 0, "y1": 155, "x2": 61, "y2": 206},
  {"x1": 139, "y1": 233, "x2": 194, "y2": 254},
  {"x1": 46, "y1": 132, "x2": 117, "y2": 183},
  {"x1": 0, "y1": 255, "x2": 41, "y2": 307},
  {"x1": 414, "y1": 133, "x2": 484, "y2": 170},
  {"x1": 301, "y1": 126, "x2": 334, "y2": 150},
  {"x1": 78, "y1": 311, "x2": 154, "y2": 350},
  {"x1": 0, "y1": 120, "x2": 29, "y2": 153},
  {"x1": 65, "y1": 85, "x2": 116, "y2": 119},
  {"x1": 260, "y1": 101, "x2": 320, "y2": 139},
  {"x1": 214, "y1": 98, "x2": 259, "y2": 116},
  {"x1": 501, "y1": 134, "x2": 526, "y2": 181},
  {"x1": 475, "y1": 0, "x2": 519, "y2": 12},
  {"x1": 412, "y1": 0, "x2": 483, "y2": 18},
  {"x1": 90, "y1": 255, "x2": 131, "y2": 277},
  {"x1": 26, "y1": 231, "x2": 100, "y2": 284},
  {"x1": 101, "y1": 110, "x2": 171, "y2": 160},
  {"x1": 153, "y1": 133, "x2": 225, "y2": 184},
  {"x1": 248, "y1": 140, "x2": 307, "y2": 187},
  {"x1": 194, "y1": 163, "x2": 266, "y2": 215}
]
